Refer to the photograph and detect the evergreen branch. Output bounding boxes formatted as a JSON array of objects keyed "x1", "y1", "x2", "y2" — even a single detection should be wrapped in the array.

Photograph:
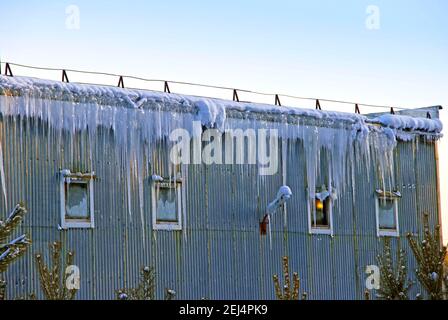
[
  {"x1": 0, "y1": 278, "x2": 5, "y2": 301},
  {"x1": 117, "y1": 266, "x2": 157, "y2": 300},
  {"x1": 0, "y1": 204, "x2": 31, "y2": 274},
  {"x1": 0, "y1": 205, "x2": 27, "y2": 244},
  {"x1": 376, "y1": 237, "x2": 412, "y2": 300},
  {"x1": 273, "y1": 256, "x2": 307, "y2": 300},
  {"x1": 407, "y1": 213, "x2": 447, "y2": 300},
  {"x1": 35, "y1": 242, "x2": 78, "y2": 300}
]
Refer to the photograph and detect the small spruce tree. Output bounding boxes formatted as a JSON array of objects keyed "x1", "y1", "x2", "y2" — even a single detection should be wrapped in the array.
[
  {"x1": 376, "y1": 237, "x2": 413, "y2": 300},
  {"x1": 35, "y1": 241, "x2": 78, "y2": 300},
  {"x1": 273, "y1": 256, "x2": 307, "y2": 300},
  {"x1": 407, "y1": 213, "x2": 448, "y2": 300},
  {"x1": 117, "y1": 266, "x2": 176, "y2": 300},
  {"x1": 117, "y1": 266, "x2": 155, "y2": 300}
]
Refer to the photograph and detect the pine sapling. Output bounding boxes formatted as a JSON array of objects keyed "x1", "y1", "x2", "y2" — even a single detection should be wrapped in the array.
[
  {"x1": 273, "y1": 256, "x2": 307, "y2": 300},
  {"x1": 376, "y1": 237, "x2": 413, "y2": 300},
  {"x1": 35, "y1": 241, "x2": 78, "y2": 300},
  {"x1": 117, "y1": 266, "x2": 176, "y2": 300},
  {"x1": 407, "y1": 213, "x2": 448, "y2": 300}
]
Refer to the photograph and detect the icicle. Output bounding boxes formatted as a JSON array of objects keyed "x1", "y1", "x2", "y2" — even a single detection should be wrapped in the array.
[
  {"x1": 282, "y1": 138, "x2": 287, "y2": 228},
  {"x1": 137, "y1": 152, "x2": 146, "y2": 249},
  {"x1": 182, "y1": 165, "x2": 188, "y2": 242},
  {"x1": 0, "y1": 138, "x2": 7, "y2": 209},
  {"x1": 268, "y1": 214, "x2": 272, "y2": 251}
]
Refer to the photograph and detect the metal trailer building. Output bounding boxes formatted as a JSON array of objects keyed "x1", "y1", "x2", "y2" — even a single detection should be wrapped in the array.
[{"x1": 0, "y1": 75, "x2": 443, "y2": 300}]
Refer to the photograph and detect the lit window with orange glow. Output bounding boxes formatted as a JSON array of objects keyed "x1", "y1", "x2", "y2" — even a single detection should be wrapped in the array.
[
  {"x1": 309, "y1": 184, "x2": 334, "y2": 235},
  {"x1": 313, "y1": 198, "x2": 330, "y2": 228}
]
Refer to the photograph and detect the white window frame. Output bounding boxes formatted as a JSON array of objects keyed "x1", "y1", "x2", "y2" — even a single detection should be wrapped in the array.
[
  {"x1": 60, "y1": 170, "x2": 95, "y2": 229},
  {"x1": 375, "y1": 190, "x2": 400, "y2": 237},
  {"x1": 151, "y1": 176, "x2": 183, "y2": 231},
  {"x1": 308, "y1": 187, "x2": 334, "y2": 236}
]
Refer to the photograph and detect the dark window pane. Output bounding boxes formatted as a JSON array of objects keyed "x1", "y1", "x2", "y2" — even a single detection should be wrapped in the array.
[
  {"x1": 156, "y1": 186, "x2": 178, "y2": 222},
  {"x1": 65, "y1": 182, "x2": 89, "y2": 219},
  {"x1": 378, "y1": 198, "x2": 396, "y2": 230}
]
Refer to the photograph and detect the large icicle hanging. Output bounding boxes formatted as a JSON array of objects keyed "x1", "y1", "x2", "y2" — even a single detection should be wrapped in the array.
[
  {"x1": 0, "y1": 138, "x2": 7, "y2": 209},
  {"x1": 0, "y1": 75, "x2": 443, "y2": 228}
]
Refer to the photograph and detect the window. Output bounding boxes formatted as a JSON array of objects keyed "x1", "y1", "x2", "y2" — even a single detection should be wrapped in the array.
[
  {"x1": 309, "y1": 184, "x2": 334, "y2": 235},
  {"x1": 314, "y1": 197, "x2": 330, "y2": 227},
  {"x1": 60, "y1": 170, "x2": 95, "y2": 229},
  {"x1": 375, "y1": 189, "x2": 400, "y2": 237},
  {"x1": 152, "y1": 175, "x2": 183, "y2": 230}
]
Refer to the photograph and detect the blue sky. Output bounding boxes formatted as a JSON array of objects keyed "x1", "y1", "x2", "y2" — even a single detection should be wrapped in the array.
[
  {"x1": 1, "y1": 0, "x2": 447, "y2": 237},
  {"x1": 1, "y1": 1, "x2": 447, "y2": 107}
]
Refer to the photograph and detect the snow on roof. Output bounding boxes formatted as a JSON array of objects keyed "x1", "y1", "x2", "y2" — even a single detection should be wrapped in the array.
[
  {"x1": 0, "y1": 75, "x2": 443, "y2": 135},
  {"x1": 370, "y1": 114, "x2": 443, "y2": 133}
]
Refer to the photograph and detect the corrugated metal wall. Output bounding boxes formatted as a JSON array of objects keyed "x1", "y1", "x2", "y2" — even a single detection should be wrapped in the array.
[{"x1": 0, "y1": 113, "x2": 441, "y2": 300}]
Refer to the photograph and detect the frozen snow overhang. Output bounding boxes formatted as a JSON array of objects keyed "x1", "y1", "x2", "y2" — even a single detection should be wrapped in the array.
[
  {"x1": 0, "y1": 76, "x2": 366, "y2": 129},
  {"x1": 375, "y1": 189, "x2": 402, "y2": 199},
  {"x1": 366, "y1": 106, "x2": 443, "y2": 140},
  {"x1": 0, "y1": 75, "x2": 443, "y2": 139}
]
